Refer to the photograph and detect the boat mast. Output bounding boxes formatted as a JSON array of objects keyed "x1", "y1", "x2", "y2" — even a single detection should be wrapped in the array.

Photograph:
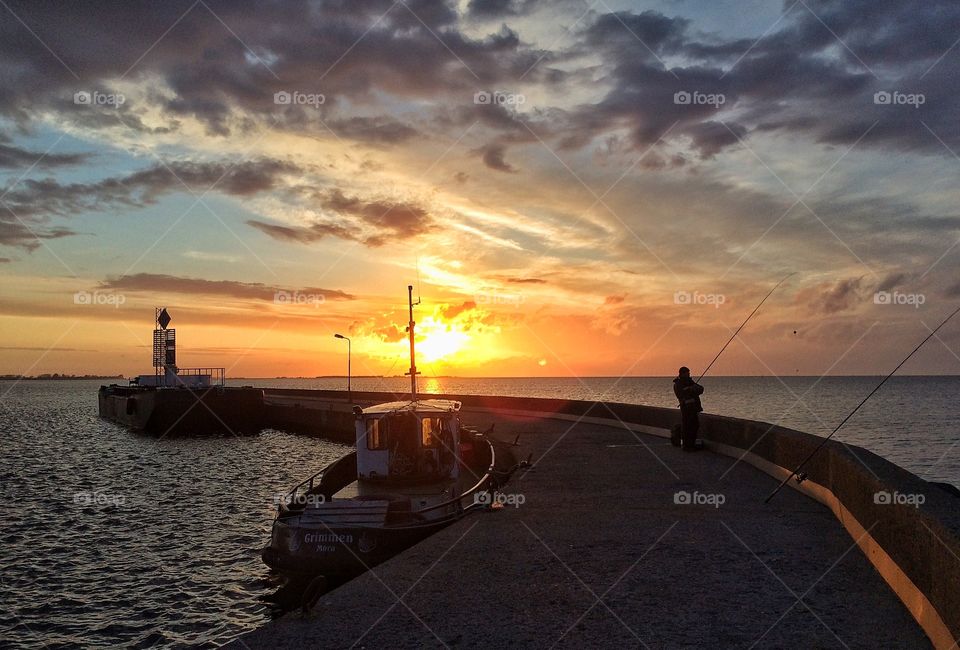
[{"x1": 406, "y1": 285, "x2": 421, "y2": 400}]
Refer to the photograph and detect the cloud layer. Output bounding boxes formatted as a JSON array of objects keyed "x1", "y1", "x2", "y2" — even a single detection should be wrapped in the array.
[{"x1": 4, "y1": 0, "x2": 960, "y2": 375}]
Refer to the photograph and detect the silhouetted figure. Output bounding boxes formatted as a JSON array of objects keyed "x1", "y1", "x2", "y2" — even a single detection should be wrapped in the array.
[{"x1": 673, "y1": 366, "x2": 704, "y2": 451}]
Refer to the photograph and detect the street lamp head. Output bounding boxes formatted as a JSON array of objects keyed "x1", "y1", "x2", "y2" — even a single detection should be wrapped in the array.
[{"x1": 334, "y1": 333, "x2": 351, "y2": 399}]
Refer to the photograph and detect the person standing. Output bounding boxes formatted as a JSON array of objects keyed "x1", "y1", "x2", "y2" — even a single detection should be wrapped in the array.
[{"x1": 673, "y1": 366, "x2": 704, "y2": 451}]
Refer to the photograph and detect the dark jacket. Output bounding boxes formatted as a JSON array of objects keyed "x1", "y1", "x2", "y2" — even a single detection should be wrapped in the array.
[{"x1": 673, "y1": 376, "x2": 704, "y2": 412}]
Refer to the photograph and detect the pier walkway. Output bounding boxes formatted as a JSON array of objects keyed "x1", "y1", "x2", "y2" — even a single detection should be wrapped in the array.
[{"x1": 232, "y1": 411, "x2": 928, "y2": 649}]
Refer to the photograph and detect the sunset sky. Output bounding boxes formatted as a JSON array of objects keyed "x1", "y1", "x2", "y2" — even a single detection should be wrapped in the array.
[{"x1": 3, "y1": 0, "x2": 960, "y2": 378}]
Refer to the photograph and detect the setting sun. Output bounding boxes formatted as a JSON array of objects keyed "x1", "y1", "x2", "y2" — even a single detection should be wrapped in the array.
[{"x1": 414, "y1": 316, "x2": 470, "y2": 363}]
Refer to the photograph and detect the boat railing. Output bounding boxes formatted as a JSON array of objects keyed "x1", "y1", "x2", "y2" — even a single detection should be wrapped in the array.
[
  {"x1": 286, "y1": 452, "x2": 357, "y2": 504},
  {"x1": 174, "y1": 367, "x2": 225, "y2": 386},
  {"x1": 414, "y1": 436, "x2": 497, "y2": 516}
]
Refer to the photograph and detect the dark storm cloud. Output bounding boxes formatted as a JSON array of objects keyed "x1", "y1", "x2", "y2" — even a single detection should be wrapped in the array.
[
  {"x1": 561, "y1": 9, "x2": 725, "y2": 154},
  {"x1": 944, "y1": 281, "x2": 960, "y2": 299},
  {"x1": 685, "y1": 121, "x2": 747, "y2": 159},
  {"x1": 2, "y1": 0, "x2": 959, "y2": 159},
  {"x1": 245, "y1": 220, "x2": 358, "y2": 245},
  {"x1": 798, "y1": 276, "x2": 867, "y2": 315},
  {"x1": 559, "y1": 1, "x2": 960, "y2": 158},
  {"x1": 480, "y1": 144, "x2": 516, "y2": 173},
  {"x1": 0, "y1": 0, "x2": 544, "y2": 138},
  {"x1": 582, "y1": 10, "x2": 690, "y2": 52},
  {"x1": 0, "y1": 143, "x2": 89, "y2": 168},
  {"x1": 326, "y1": 116, "x2": 419, "y2": 145},
  {"x1": 774, "y1": 0, "x2": 960, "y2": 66},
  {"x1": 3, "y1": 0, "x2": 960, "y2": 281},
  {"x1": 0, "y1": 158, "x2": 299, "y2": 220},
  {"x1": 323, "y1": 189, "x2": 434, "y2": 239},
  {"x1": 97, "y1": 273, "x2": 355, "y2": 301},
  {"x1": 247, "y1": 188, "x2": 434, "y2": 247},
  {"x1": 445, "y1": 102, "x2": 531, "y2": 136},
  {"x1": 466, "y1": 0, "x2": 539, "y2": 18},
  {"x1": 0, "y1": 145, "x2": 434, "y2": 251},
  {"x1": 0, "y1": 210, "x2": 74, "y2": 250},
  {"x1": 0, "y1": 157, "x2": 304, "y2": 251},
  {"x1": 877, "y1": 273, "x2": 908, "y2": 293},
  {"x1": 0, "y1": 129, "x2": 85, "y2": 250}
]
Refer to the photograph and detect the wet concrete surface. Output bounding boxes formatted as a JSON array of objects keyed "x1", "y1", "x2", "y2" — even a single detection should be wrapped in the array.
[{"x1": 231, "y1": 413, "x2": 930, "y2": 649}]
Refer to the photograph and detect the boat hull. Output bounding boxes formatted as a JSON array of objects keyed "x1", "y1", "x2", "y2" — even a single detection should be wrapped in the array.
[
  {"x1": 263, "y1": 435, "x2": 506, "y2": 578},
  {"x1": 262, "y1": 516, "x2": 458, "y2": 577}
]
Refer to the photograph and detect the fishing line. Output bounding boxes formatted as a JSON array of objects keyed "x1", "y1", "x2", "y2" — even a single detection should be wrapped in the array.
[
  {"x1": 765, "y1": 304, "x2": 960, "y2": 504},
  {"x1": 697, "y1": 273, "x2": 795, "y2": 382}
]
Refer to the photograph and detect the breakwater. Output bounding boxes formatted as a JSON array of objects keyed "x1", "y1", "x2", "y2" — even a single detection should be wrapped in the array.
[{"x1": 256, "y1": 388, "x2": 959, "y2": 647}]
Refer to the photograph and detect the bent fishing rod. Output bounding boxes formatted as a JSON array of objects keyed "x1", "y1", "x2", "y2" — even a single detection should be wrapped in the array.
[
  {"x1": 696, "y1": 273, "x2": 795, "y2": 383},
  {"x1": 765, "y1": 303, "x2": 960, "y2": 504}
]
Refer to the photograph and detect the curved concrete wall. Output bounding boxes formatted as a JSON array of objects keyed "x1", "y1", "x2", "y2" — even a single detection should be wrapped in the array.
[
  {"x1": 263, "y1": 389, "x2": 960, "y2": 648},
  {"x1": 694, "y1": 411, "x2": 960, "y2": 650}
]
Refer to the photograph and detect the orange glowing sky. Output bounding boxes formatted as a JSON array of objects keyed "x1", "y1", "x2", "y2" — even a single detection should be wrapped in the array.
[{"x1": 3, "y1": 1, "x2": 960, "y2": 378}]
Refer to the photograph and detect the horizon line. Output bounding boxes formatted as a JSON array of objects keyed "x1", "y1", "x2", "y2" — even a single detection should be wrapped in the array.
[{"x1": 6, "y1": 373, "x2": 960, "y2": 380}]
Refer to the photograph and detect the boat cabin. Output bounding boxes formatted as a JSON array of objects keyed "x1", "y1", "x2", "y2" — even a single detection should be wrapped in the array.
[{"x1": 354, "y1": 400, "x2": 462, "y2": 483}]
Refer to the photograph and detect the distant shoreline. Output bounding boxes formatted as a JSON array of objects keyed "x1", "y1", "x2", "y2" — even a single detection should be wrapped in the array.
[{"x1": 0, "y1": 375, "x2": 125, "y2": 381}]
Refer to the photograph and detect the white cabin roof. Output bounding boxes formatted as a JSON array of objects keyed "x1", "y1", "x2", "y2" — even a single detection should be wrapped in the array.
[{"x1": 361, "y1": 399, "x2": 461, "y2": 416}]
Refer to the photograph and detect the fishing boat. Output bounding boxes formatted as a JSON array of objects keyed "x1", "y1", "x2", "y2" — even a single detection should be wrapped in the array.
[{"x1": 262, "y1": 287, "x2": 517, "y2": 577}]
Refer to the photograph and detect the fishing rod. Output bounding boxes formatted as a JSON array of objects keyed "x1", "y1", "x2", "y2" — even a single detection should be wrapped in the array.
[
  {"x1": 696, "y1": 273, "x2": 795, "y2": 383},
  {"x1": 765, "y1": 303, "x2": 960, "y2": 504}
]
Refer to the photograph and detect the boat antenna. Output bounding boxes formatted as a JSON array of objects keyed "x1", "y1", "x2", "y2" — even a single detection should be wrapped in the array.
[
  {"x1": 765, "y1": 303, "x2": 960, "y2": 504},
  {"x1": 416, "y1": 256, "x2": 422, "y2": 304},
  {"x1": 697, "y1": 273, "x2": 795, "y2": 383},
  {"x1": 406, "y1": 284, "x2": 421, "y2": 401}
]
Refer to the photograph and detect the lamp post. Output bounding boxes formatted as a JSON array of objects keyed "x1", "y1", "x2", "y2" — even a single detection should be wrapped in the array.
[{"x1": 334, "y1": 333, "x2": 351, "y2": 402}]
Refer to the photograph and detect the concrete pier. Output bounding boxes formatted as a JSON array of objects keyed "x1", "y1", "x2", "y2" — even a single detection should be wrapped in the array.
[{"x1": 233, "y1": 396, "x2": 960, "y2": 648}]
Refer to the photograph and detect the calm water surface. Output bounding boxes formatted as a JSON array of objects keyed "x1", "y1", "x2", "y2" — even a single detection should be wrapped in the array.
[
  {"x1": 0, "y1": 376, "x2": 957, "y2": 647},
  {"x1": 0, "y1": 380, "x2": 348, "y2": 648}
]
